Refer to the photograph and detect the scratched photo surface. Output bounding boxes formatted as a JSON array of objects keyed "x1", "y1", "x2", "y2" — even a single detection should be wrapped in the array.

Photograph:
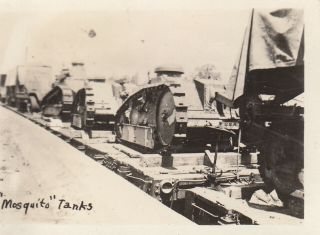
[{"x1": 0, "y1": 0, "x2": 310, "y2": 229}]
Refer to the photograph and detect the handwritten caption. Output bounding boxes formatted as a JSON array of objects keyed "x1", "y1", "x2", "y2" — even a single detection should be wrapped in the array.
[{"x1": 0, "y1": 192, "x2": 93, "y2": 215}]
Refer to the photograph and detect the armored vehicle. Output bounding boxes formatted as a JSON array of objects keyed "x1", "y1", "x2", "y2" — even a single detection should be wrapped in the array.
[
  {"x1": 115, "y1": 65, "x2": 239, "y2": 153},
  {"x1": 41, "y1": 62, "x2": 88, "y2": 121},
  {"x1": 216, "y1": 9, "x2": 304, "y2": 215},
  {"x1": 0, "y1": 74, "x2": 6, "y2": 103},
  {"x1": 71, "y1": 78, "x2": 120, "y2": 130},
  {"x1": 5, "y1": 65, "x2": 53, "y2": 112}
]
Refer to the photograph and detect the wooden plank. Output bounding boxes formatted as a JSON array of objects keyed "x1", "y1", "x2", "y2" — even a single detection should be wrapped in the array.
[
  {"x1": 185, "y1": 187, "x2": 302, "y2": 225},
  {"x1": 139, "y1": 154, "x2": 163, "y2": 167},
  {"x1": 90, "y1": 130, "x2": 114, "y2": 139},
  {"x1": 163, "y1": 153, "x2": 204, "y2": 167},
  {"x1": 112, "y1": 144, "x2": 143, "y2": 158}
]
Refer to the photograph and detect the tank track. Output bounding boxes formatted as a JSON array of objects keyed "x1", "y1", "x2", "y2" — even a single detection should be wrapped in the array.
[
  {"x1": 41, "y1": 85, "x2": 74, "y2": 122},
  {"x1": 115, "y1": 82, "x2": 188, "y2": 152},
  {"x1": 83, "y1": 86, "x2": 95, "y2": 128},
  {"x1": 166, "y1": 83, "x2": 188, "y2": 148}
]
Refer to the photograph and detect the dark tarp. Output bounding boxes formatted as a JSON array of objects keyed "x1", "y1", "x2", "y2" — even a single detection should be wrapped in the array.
[{"x1": 222, "y1": 9, "x2": 304, "y2": 107}]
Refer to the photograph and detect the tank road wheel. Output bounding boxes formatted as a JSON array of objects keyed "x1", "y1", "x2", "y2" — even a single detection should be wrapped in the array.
[
  {"x1": 258, "y1": 138, "x2": 304, "y2": 203},
  {"x1": 156, "y1": 89, "x2": 176, "y2": 147}
]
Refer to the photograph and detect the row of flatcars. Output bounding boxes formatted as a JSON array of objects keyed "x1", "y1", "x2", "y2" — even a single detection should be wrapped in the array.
[{"x1": 0, "y1": 8, "x2": 304, "y2": 222}]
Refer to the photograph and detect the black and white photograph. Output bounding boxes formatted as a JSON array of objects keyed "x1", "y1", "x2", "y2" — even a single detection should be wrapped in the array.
[{"x1": 0, "y1": 0, "x2": 319, "y2": 234}]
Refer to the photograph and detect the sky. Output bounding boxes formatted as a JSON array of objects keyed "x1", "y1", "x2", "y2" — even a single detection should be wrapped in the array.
[{"x1": 0, "y1": 1, "x2": 252, "y2": 84}]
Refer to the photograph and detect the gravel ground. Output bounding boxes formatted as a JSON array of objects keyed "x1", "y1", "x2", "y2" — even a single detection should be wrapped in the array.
[{"x1": 0, "y1": 106, "x2": 191, "y2": 225}]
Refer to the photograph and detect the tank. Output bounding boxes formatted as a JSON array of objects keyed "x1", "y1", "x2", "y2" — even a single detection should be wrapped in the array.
[
  {"x1": 216, "y1": 8, "x2": 304, "y2": 215},
  {"x1": 70, "y1": 78, "x2": 120, "y2": 131},
  {"x1": 4, "y1": 65, "x2": 53, "y2": 112},
  {"x1": 0, "y1": 74, "x2": 6, "y2": 103},
  {"x1": 41, "y1": 62, "x2": 88, "y2": 121},
  {"x1": 115, "y1": 65, "x2": 239, "y2": 154}
]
